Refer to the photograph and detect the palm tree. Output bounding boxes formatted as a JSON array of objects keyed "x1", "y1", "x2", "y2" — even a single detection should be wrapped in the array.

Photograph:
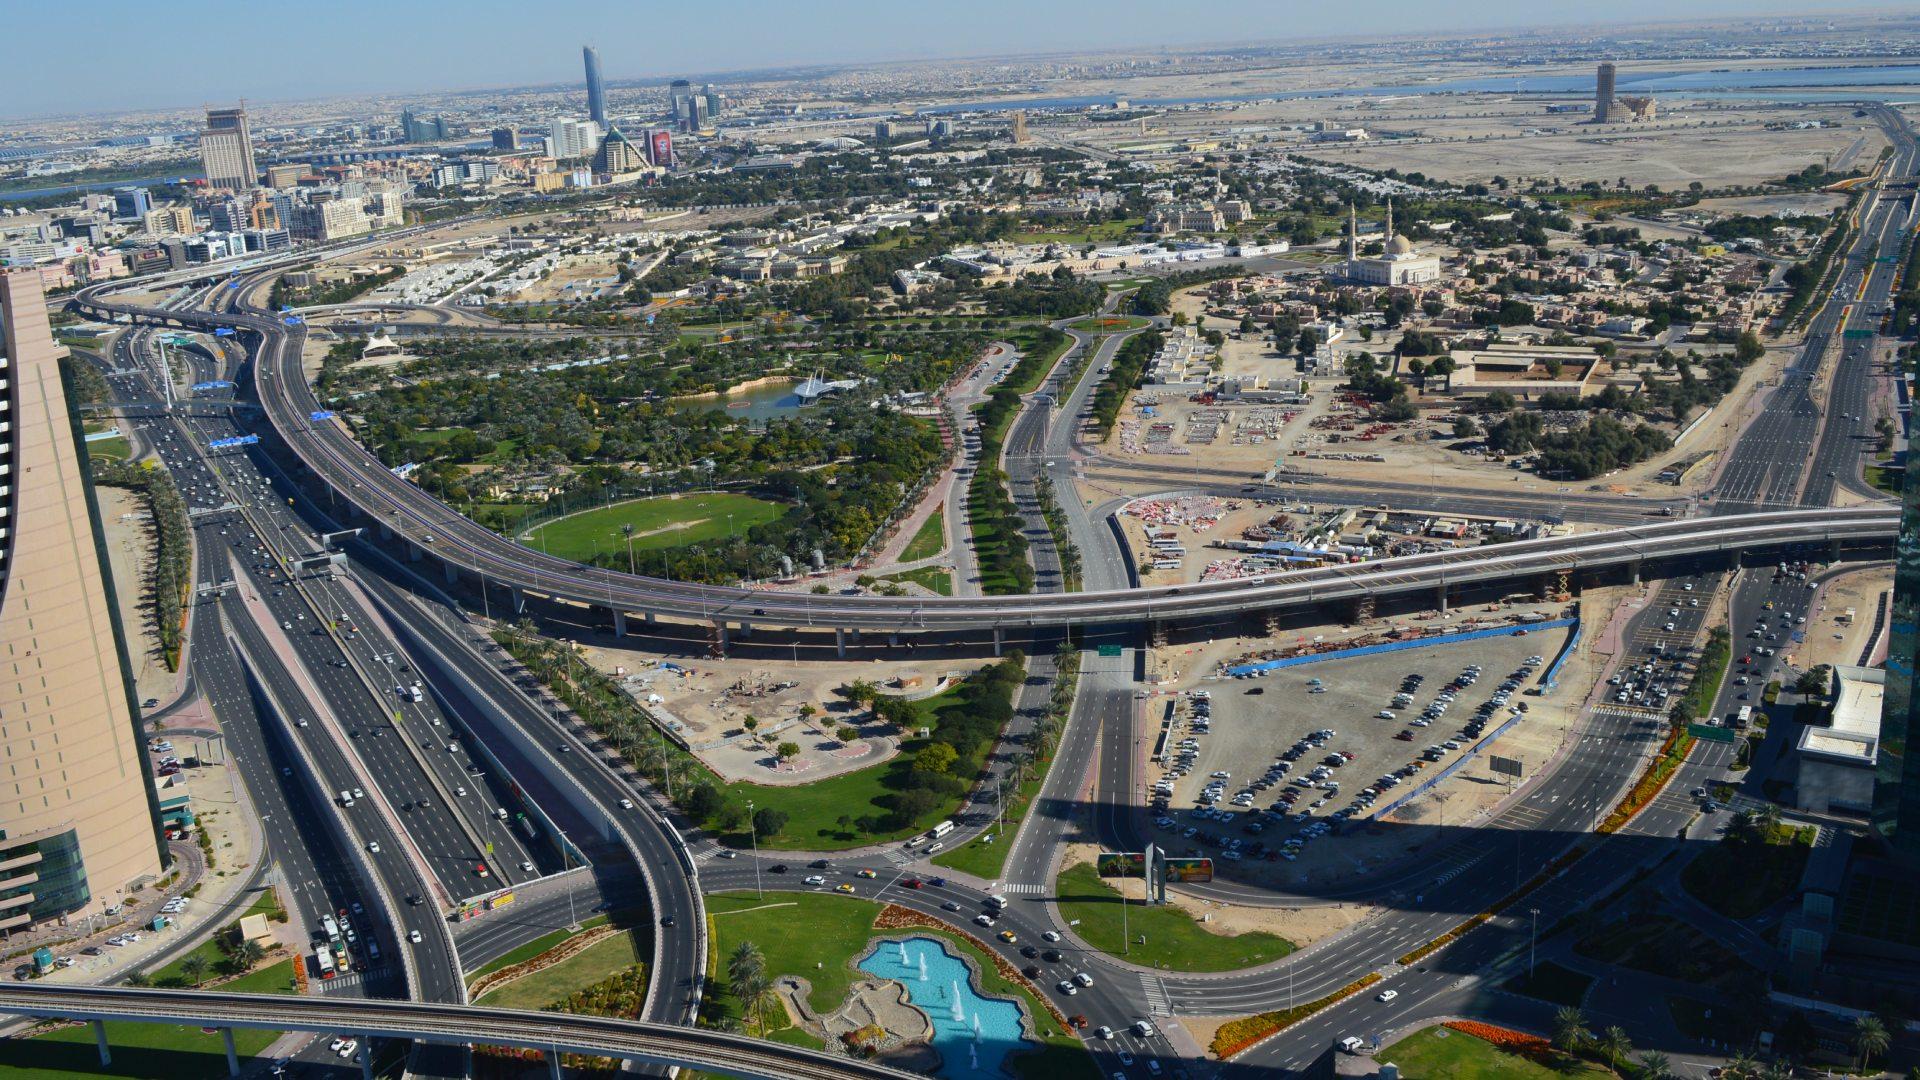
[
  {"x1": 1551, "y1": 1006, "x2": 1589, "y2": 1054},
  {"x1": 180, "y1": 954, "x2": 208, "y2": 988},
  {"x1": 230, "y1": 938, "x2": 265, "y2": 973},
  {"x1": 1721, "y1": 1051, "x2": 1760, "y2": 1080},
  {"x1": 726, "y1": 940, "x2": 765, "y2": 992},
  {"x1": 1637, "y1": 1049, "x2": 1673, "y2": 1079},
  {"x1": 1756, "y1": 1060, "x2": 1793, "y2": 1080},
  {"x1": 1851, "y1": 1014, "x2": 1889, "y2": 1072},
  {"x1": 1756, "y1": 801, "x2": 1782, "y2": 835},
  {"x1": 1597, "y1": 1026, "x2": 1633, "y2": 1073}
]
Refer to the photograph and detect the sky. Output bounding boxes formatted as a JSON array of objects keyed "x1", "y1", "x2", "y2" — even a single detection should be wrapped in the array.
[{"x1": 3, "y1": 0, "x2": 1892, "y2": 121}]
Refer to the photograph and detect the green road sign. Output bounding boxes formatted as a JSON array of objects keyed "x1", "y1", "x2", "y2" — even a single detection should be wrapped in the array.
[
  {"x1": 1688, "y1": 723, "x2": 1739, "y2": 743},
  {"x1": 1843, "y1": 329, "x2": 1874, "y2": 339},
  {"x1": 1097, "y1": 644, "x2": 1123, "y2": 657}
]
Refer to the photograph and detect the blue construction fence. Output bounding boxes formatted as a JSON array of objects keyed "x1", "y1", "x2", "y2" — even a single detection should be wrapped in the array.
[
  {"x1": 1539, "y1": 620, "x2": 1583, "y2": 692},
  {"x1": 1223, "y1": 618, "x2": 1578, "y2": 678},
  {"x1": 1370, "y1": 707, "x2": 1528, "y2": 821}
]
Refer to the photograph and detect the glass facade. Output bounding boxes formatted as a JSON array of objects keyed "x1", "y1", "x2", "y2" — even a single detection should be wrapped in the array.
[
  {"x1": 0, "y1": 829, "x2": 91, "y2": 921},
  {"x1": 1874, "y1": 447, "x2": 1920, "y2": 860}
]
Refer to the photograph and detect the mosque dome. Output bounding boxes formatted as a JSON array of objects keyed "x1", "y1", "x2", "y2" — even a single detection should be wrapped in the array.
[{"x1": 1386, "y1": 234, "x2": 1413, "y2": 256}]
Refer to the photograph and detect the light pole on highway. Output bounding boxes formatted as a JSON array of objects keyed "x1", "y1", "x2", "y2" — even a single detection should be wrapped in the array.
[
  {"x1": 623, "y1": 524, "x2": 637, "y2": 576},
  {"x1": 747, "y1": 799, "x2": 763, "y2": 899},
  {"x1": 1528, "y1": 907, "x2": 1540, "y2": 981}
]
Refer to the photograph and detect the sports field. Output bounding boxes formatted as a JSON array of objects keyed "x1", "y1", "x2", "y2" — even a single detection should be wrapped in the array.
[{"x1": 520, "y1": 492, "x2": 789, "y2": 562}]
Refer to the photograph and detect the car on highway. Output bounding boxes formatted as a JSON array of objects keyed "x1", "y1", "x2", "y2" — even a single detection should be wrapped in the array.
[
  {"x1": 1056, "y1": 980, "x2": 1077, "y2": 996},
  {"x1": 835, "y1": 883, "x2": 855, "y2": 894},
  {"x1": 805, "y1": 875, "x2": 827, "y2": 886},
  {"x1": 999, "y1": 930, "x2": 1017, "y2": 943},
  {"x1": 365, "y1": 841, "x2": 380, "y2": 854},
  {"x1": 1377, "y1": 989, "x2": 1399, "y2": 1003},
  {"x1": 856, "y1": 868, "x2": 877, "y2": 878},
  {"x1": 941, "y1": 900, "x2": 962, "y2": 912},
  {"x1": 408, "y1": 929, "x2": 422, "y2": 944}
]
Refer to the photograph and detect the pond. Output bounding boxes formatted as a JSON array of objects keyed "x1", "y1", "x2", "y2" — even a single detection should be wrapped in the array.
[
  {"x1": 672, "y1": 379, "x2": 808, "y2": 422},
  {"x1": 857, "y1": 937, "x2": 1029, "y2": 1080}
]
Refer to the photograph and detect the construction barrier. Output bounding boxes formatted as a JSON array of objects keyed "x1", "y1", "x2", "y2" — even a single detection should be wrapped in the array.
[{"x1": 1224, "y1": 618, "x2": 1576, "y2": 677}]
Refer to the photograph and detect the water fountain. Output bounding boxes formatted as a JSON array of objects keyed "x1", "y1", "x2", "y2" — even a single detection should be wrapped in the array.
[
  {"x1": 898, "y1": 941, "x2": 910, "y2": 965},
  {"x1": 971, "y1": 1013, "x2": 982, "y2": 1040},
  {"x1": 917, "y1": 953, "x2": 928, "y2": 981},
  {"x1": 949, "y1": 979, "x2": 966, "y2": 1022}
]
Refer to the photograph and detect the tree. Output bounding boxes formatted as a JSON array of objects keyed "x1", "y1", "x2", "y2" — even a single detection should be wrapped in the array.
[
  {"x1": 843, "y1": 679, "x2": 878, "y2": 706},
  {"x1": 914, "y1": 742, "x2": 958, "y2": 775},
  {"x1": 685, "y1": 783, "x2": 725, "y2": 821},
  {"x1": 1452, "y1": 415, "x2": 1480, "y2": 439},
  {"x1": 742, "y1": 715, "x2": 760, "y2": 735},
  {"x1": 1638, "y1": 1050, "x2": 1674, "y2": 1080},
  {"x1": 836, "y1": 725, "x2": 859, "y2": 743},
  {"x1": 181, "y1": 954, "x2": 209, "y2": 988},
  {"x1": 1551, "y1": 1006, "x2": 1589, "y2": 1054},
  {"x1": 776, "y1": 741, "x2": 801, "y2": 763},
  {"x1": 752, "y1": 807, "x2": 790, "y2": 838},
  {"x1": 229, "y1": 938, "x2": 266, "y2": 973},
  {"x1": 1852, "y1": 1014, "x2": 1889, "y2": 1071},
  {"x1": 1597, "y1": 1026, "x2": 1633, "y2": 1072},
  {"x1": 1794, "y1": 667, "x2": 1828, "y2": 695}
]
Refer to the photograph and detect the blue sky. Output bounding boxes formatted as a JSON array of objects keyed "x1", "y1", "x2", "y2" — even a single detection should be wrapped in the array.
[{"x1": 5, "y1": 0, "x2": 1886, "y2": 120}]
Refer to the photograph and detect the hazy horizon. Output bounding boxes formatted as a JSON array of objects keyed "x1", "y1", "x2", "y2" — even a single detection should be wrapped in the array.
[{"x1": 3, "y1": 0, "x2": 1897, "y2": 122}]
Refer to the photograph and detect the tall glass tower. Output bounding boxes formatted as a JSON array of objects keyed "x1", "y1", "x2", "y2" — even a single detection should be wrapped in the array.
[
  {"x1": 583, "y1": 45, "x2": 607, "y2": 127},
  {"x1": 1875, "y1": 440, "x2": 1920, "y2": 860}
]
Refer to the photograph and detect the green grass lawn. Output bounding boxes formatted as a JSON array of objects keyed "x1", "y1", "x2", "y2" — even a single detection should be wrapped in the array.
[
  {"x1": 899, "y1": 507, "x2": 947, "y2": 562},
  {"x1": 147, "y1": 889, "x2": 288, "y2": 988},
  {"x1": 85, "y1": 436, "x2": 131, "y2": 461},
  {"x1": 476, "y1": 928, "x2": 646, "y2": 1010},
  {"x1": 521, "y1": 492, "x2": 788, "y2": 562},
  {"x1": 1499, "y1": 961, "x2": 1594, "y2": 1008},
  {"x1": 1573, "y1": 914, "x2": 1755, "y2": 994},
  {"x1": 705, "y1": 892, "x2": 1095, "y2": 1080},
  {"x1": 1052, "y1": 863, "x2": 1295, "y2": 971},
  {"x1": 1376, "y1": 1025, "x2": 1610, "y2": 1080},
  {"x1": 465, "y1": 914, "x2": 611, "y2": 983},
  {"x1": 881, "y1": 566, "x2": 952, "y2": 596},
  {"x1": 1067, "y1": 316, "x2": 1151, "y2": 333},
  {"x1": 0, "y1": 1020, "x2": 284, "y2": 1080},
  {"x1": 1680, "y1": 823, "x2": 1814, "y2": 919},
  {"x1": 1019, "y1": 218, "x2": 1143, "y2": 246},
  {"x1": 723, "y1": 683, "x2": 999, "y2": 850}
]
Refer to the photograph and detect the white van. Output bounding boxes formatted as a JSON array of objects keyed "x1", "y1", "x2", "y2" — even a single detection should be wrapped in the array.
[{"x1": 338, "y1": 790, "x2": 355, "y2": 807}]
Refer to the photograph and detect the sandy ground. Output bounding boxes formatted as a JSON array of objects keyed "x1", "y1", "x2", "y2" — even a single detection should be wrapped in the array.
[
  {"x1": 507, "y1": 251, "x2": 624, "y2": 303},
  {"x1": 97, "y1": 484, "x2": 181, "y2": 705},
  {"x1": 571, "y1": 638, "x2": 994, "y2": 783},
  {"x1": 1061, "y1": 842, "x2": 1374, "y2": 945},
  {"x1": 1795, "y1": 565, "x2": 1895, "y2": 672}
]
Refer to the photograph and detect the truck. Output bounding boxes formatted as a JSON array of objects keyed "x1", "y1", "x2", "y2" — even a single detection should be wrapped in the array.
[
  {"x1": 314, "y1": 947, "x2": 336, "y2": 980},
  {"x1": 929, "y1": 820, "x2": 956, "y2": 840}
]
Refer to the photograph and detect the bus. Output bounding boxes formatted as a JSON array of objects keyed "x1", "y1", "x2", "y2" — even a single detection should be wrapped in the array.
[
  {"x1": 314, "y1": 947, "x2": 336, "y2": 980},
  {"x1": 1733, "y1": 705, "x2": 1753, "y2": 728},
  {"x1": 929, "y1": 820, "x2": 956, "y2": 840}
]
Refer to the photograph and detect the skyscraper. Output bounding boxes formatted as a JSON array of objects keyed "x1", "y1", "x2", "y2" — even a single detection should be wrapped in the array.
[
  {"x1": 0, "y1": 271, "x2": 167, "y2": 929},
  {"x1": 111, "y1": 186, "x2": 152, "y2": 222},
  {"x1": 1595, "y1": 62, "x2": 1617, "y2": 123},
  {"x1": 583, "y1": 45, "x2": 608, "y2": 127},
  {"x1": 1876, "y1": 453, "x2": 1920, "y2": 861},
  {"x1": 669, "y1": 79, "x2": 693, "y2": 125},
  {"x1": 199, "y1": 104, "x2": 258, "y2": 190}
]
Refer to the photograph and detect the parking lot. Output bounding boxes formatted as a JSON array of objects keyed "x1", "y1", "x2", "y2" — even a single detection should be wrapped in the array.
[{"x1": 1144, "y1": 626, "x2": 1574, "y2": 884}]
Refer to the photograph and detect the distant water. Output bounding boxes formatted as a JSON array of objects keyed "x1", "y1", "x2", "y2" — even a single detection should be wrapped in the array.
[
  {"x1": 1, "y1": 174, "x2": 185, "y2": 202},
  {"x1": 673, "y1": 380, "x2": 809, "y2": 422},
  {"x1": 921, "y1": 63, "x2": 1920, "y2": 114}
]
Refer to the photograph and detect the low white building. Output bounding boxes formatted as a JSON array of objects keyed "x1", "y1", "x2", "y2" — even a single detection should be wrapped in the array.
[{"x1": 1794, "y1": 664, "x2": 1882, "y2": 815}]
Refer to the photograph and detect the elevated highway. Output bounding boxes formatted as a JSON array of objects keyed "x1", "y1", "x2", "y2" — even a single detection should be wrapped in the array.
[
  {"x1": 64, "y1": 281, "x2": 1912, "y2": 636},
  {"x1": 0, "y1": 985, "x2": 917, "y2": 1080}
]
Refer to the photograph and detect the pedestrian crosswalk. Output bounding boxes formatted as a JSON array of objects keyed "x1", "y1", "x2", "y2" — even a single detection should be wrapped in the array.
[
  {"x1": 999, "y1": 882, "x2": 1045, "y2": 895},
  {"x1": 1141, "y1": 974, "x2": 1172, "y2": 1016}
]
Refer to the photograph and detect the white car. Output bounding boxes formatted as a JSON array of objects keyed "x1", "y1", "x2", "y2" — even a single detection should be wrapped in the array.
[
  {"x1": 336, "y1": 1039, "x2": 358, "y2": 1059},
  {"x1": 366, "y1": 841, "x2": 381, "y2": 854},
  {"x1": 805, "y1": 875, "x2": 827, "y2": 886},
  {"x1": 409, "y1": 929, "x2": 423, "y2": 944},
  {"x1": 1042, "y1": 930, "x2": 1062, "y2": 942},
  {"x1": 1376, "y1": 989, "x2": 1398, "y2": 1003},
  {"x1": 619, "y1": 798, "x2": 634, "y2": 810}
]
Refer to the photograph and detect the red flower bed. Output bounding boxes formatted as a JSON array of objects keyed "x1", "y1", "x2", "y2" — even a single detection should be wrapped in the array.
[{"x1": 1444, "y1": 1020, "x2": 1555, "y2": 1062}]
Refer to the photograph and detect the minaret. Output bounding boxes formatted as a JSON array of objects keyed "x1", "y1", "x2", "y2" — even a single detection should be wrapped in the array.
[
  {"x1": 1385, "y1": 197, "x2": 1394, "y2": 243},
  {"x1": 1347, "y1": 202, "x2": 1357, "y2": 262}
]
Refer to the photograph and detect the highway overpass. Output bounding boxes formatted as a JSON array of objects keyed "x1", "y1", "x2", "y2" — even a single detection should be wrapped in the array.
[
  {"x1": 0, "y1": 985, "x2": 919, "y2": 1080},
  {"x1": 72, "y1": 284, "x2": 1899, "y2": 639}
]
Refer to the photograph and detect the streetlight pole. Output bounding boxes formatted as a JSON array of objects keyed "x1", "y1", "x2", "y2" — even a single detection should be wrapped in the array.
[
  {"x1": 748, "y1": 800, "x2": 763, "y2": 899},
  {"x1": 1528, "y1": 907, "x2": 1540, "y2": 981}
]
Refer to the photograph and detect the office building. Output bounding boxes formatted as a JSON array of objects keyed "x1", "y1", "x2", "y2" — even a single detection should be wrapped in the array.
[
  {"x1": 703, "y1": 84, "x2": 724, "y2": 121},
  {"x1": 593, "y1": 128, "x2": 648, "y2": 175},
  {"x1": 0, "y1": 272, "x2": 167, "y2": 928},
  {"x1": 669, "y1": 79, "x2": 693, "y2": 123},
  {"x1": 1011, "y1": 111, "x2": 1030, "y2": 144},
  {"x1": 583, "y1": 46, "x2": 608, "y2": 127},
  {"x1": 199, "y1": 105, "x2": 258, "y2": 190},
  {"x1": 875, "y1": 121, "x2": 896, "y2": 141},
  {"x1": 1876, "y1": 450, "x2": 1920, "y2": 861},
  {"x1": 1595, "y1": 62, "x2": 1617, "y2": 123},
  {"x1": 399, "y1": 109, "x2": 449, "y2": 144},
  {"x1": 491, "y1": 127, "x2": 519, "y2": 151},
  {"x1": 207, "y1": 198, "x2": 247, "y2": 234},
  {"x1": 548, "y1": 118, "x2": 603, "y2": 160},
  {"x1": 241, "y1": 227, "x2": 291, "y2": 253},
  {"x1": 111, "y1": 187, "x2": 152, "y2": 222},
  {"x1": 142, "y1": 206, "x2": 196, "y2": 237},
  {"x1": 264, "y1": 163, "x2": 307, "y2": 189},
  {"x1": 683, "y1": 95, "x2": 705, "y2": 133},
  {"x1": 927, "y1": 119, "x2": 954, "y2": 138}
]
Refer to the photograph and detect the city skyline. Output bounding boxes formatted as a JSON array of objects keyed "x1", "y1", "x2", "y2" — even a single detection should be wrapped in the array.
[{"x1": 2, "y1": 0, "x2": 1893, "y2": 120}]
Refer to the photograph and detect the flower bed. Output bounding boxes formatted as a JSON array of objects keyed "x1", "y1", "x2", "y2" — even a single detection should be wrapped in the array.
[
  {"x1": 1209, "y1": 973, "x2": 1381, "y2": 1059},
  {"x1": 1597, "y1": 720, "x2": 1693, "y2": 834},
  {"x1": 468, "y1": 924, "x2": 620, "y2": 1000},
  {"x1": 1443, "y1": 1019, "x2": 1555, "y2": 1062}
]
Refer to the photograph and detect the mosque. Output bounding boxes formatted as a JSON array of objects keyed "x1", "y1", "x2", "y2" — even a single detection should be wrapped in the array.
[{"x1": 1343, "y1": 200, "x2": 1442, "y2": 286}]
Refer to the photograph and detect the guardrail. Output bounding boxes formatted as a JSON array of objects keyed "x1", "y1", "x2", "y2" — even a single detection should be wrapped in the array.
[{"x1": 0, "y1": 985, "x2": 919, "y2": 1080}]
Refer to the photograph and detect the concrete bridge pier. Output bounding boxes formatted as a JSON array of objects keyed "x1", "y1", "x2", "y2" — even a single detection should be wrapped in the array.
[
  {"x1": 357, "y1": 1039, "x2": 372, "y2": 1080},
  {"x1": 1435, "y1": 583, "x2": 1449, "y2": 613},
  {"x1": 378, "y1": 522, "x2": 393, "y2": 540},
  {"x1": 443, "y1": 562, "x2": 458, "y2": 586},
  {"x1": 992, "y1": 627, "x2": 1004, "y2": 656},
  {"x1": 409, "y1": 544, "x2": 422, "y2": 563},
  {"x1": 738, "y1": 622, "x2": 752, "y2": 638},
  {"x1": 836, "y1": 627, "x2": 847, "y2": 658},
  {"x1": 1831, "y1": 538, "x2": 1843, "y2": 561},
  {"x1": 645, "y1": 611, "x2": 657, "y2": 627},
  {"x1": 613, "y1": 610, "x2": 628, "y2": 638},
  {"x1": 1628, "y1": 558, "x2": 1642, "y2": 585},
  {"x1": 714, "y1": 622, "x2": 730, "y2": 657},
  {"x1": 888, "y1": 631, "x2": 900, "y2": 648},
  {"x1": 511, "y1": 587, "x2": 527, "y2": 615},
  {"x1": 221, "y1": 1028, "x2": 239, "y2": 1076},
  {"x1": 92, "y1": 1020, "x2": 110, "y2": 1066}
]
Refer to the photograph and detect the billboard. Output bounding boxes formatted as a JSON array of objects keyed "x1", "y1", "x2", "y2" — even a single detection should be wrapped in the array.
[
  {"x1": 1488, "y1": 755, "x2": 1524, "y2": 779},
  {"x1": 1097, "y1": 852, "x2": 1212, "y2": 883},
  {"x1": 648, "y1": 129, "x2": 673, "y2": 168},
  {"x1": 1162, "y1": 857, "x2": 1214, "y2": 883}
]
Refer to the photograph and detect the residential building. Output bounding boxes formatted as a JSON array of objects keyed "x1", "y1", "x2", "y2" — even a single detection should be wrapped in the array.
[
  {"x1": 0, "y1": 272, "x2": 167, "y2": 928},
  {"x1": 142, "y1": 206, "x2": 196, "y2": 237},
  {"x1": 548, "y1": 118, "x2": 602, "y2": 161},
  {"x1": 264, "y1": 163, "x2": 307, "y2": 189},
  {"x1": 198, "y1": 105, "x2": 258, "y2": 190}
]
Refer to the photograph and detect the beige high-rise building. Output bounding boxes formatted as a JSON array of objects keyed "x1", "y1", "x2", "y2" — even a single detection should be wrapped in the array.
[
  {"x1": 0, "y1": 272, "x2": 165, "y2": 929},
  {"x1": 199, "y1": 105, "x2": 259, "y2": 191}
]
